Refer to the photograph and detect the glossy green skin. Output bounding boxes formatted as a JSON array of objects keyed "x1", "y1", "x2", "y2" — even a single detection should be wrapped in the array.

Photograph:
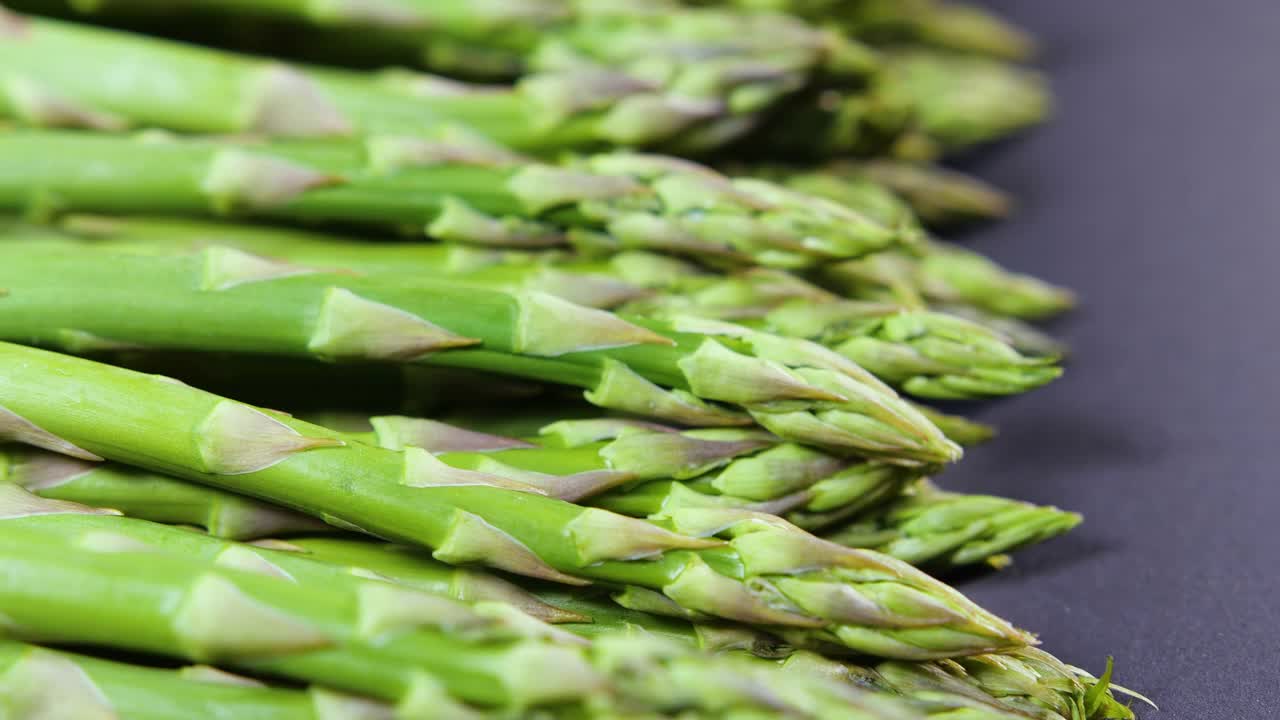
[{"x1": 0, "y1": 642, "x2": 353, "y2": 720}]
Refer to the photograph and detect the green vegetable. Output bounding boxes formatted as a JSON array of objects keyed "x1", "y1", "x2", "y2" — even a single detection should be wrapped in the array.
[
  {"x1": 0, "y1": 11, "x2": 842, "y2": 154},
  {"x1": 0, "y1": 340, "x2": 1025, "y2": 658},
  {"x1": 710, "y1": 0, "x2": 1037, "y2": 61},
  {"x1": 280, "y1": 537, "x2": 1137, "y2": 720},
  {"x1": 0, "y1": 129, "x2": 898, "y2": 269},
  {"x1": 0, "y1": 641, "x2": 399, "y2": 720},
  {"x1": 0, "y1": 487, "x2": 907, "y2": 717},
  {"x1": 11, "y1": 216, "x2": 1061, "y2": 401},
  {"x1": 0, "y1": 243, "x2": 960, "y2": 462},
  {"x1": 824, "y1": 482, "x2": 1083, "y2": 569}
]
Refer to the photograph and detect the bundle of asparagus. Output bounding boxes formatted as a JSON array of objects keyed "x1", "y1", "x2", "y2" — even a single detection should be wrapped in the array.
[{"x1": 0, "y1": 2, "x2": 1141, "y2": 718}]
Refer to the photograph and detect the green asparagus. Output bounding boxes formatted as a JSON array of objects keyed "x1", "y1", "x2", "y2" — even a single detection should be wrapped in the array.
[
  {"x1": 0, "y1": 340, "x2": 1026, "y2": 657},
  {"x1": 0, "y1": 242, "x2": 960, "y2": 461},
  {"x1": 823, "y1": 242, "x2": 1077, "y2": 321},
  {"x1": 0, "y1": 129, "x2": 899, "y2": 268},
  {"x1": 0, "y1": 11, "x2": 840, "y2": 153},
  {"x1": 11, "y1": 216, "x2": 1061, "y2": 400},
  {"x1": 0, "y1": 487, "x2": 906, "y2": 718},
  {"x1": 279, "y1": 537, "x2": 1136, "y2": 720},
  {"x1": 707, "y1": 0, "x2": 1037, "y2": 62},
  {"x1": 824, "y1": 482, "x2": 1083, "y2": 569},
  {"x1": 0, "y1": 641, "x2": 400, "y2": 720},
  {"x1": 765, "y1": 160, "x2": 1013, "y2": 229}
]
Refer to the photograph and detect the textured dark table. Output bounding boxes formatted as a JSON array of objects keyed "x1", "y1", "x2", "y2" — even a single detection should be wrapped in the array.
[{"x1": 943, "y1": 3, "x2": 1280, "y2": 716}]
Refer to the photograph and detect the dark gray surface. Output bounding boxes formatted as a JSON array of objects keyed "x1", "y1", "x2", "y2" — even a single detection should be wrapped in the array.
[{"x1": 946, "y1": 2, "x2": 1280, "y2": 716}]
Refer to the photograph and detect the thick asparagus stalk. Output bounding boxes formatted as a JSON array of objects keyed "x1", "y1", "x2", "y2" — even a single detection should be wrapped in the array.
[
  {"x1": 16, "y1": 216, "x2": 1061, "y2": 401},
  {"x1": 0, "y1": 341, "x2": 1026, "y2": 658},
  {"x1": 0, "y1": 11, "x2": 841, "y2": 154},
  {"x1": 0, "y1": 243, "x2": 960, "y2": 462},
  {"x1": 823, "y1": 482, "x2": 1083, "y2": 570},
  {"x1": 0, "y1": 641, "x2": 399, "y2": 720},
  {"x1": 0, "y1": 488, "x2": 899, "y2": 718},
  {"x1": 279, "y1": 537, "x2": 1136, "y2": 720},
  {"x1": 0, "y1": 129, "x2": 898, "y2": 269}
]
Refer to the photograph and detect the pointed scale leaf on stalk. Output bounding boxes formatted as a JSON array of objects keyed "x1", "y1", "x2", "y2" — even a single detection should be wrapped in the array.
[{"x1": 0, "y1": 341, "x2": 1021, "y2": 658}]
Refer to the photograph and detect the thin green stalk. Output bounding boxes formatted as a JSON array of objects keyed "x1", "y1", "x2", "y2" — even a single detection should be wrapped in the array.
[
  {"x1": 282, "y1": 537, "x2": 1136, "y2": 720},
  {"x1": 0, "y1": 128, "x2": 898, "y2": 268},
  {"x1": 15, "y1": 216, "x2": 1061, "y2": 401},
  {"x1": 0, "y1": 243, "x2": 960, "y2": 462},
  {"x1": 0, "y1": 8, "x2": 859, "y2": 153},
  {"x1": 0, "y1": 11, "x2": 808, "y2": 154},
  {"x1": 0, "y1": 641, "x2": 397, "y2": 720},
  {"x1": 0, "y1": 341, "x2": 1025, "y2": 658},
  {"x1": 710, "y1": 0, "x2": 1037, "y2": 62},
  {"x1": 0, "y1": 488, "x2": 896, "y2": 718},
  {"x1": 752, "y1": 160, "x2": 1012, "y2": 230},
  {"x1": 823, "y1": 482, "x2": 1083, "y2": 570},
  {"x1": 822, "y1": 242, "x2": 1077, "y2": 322}
]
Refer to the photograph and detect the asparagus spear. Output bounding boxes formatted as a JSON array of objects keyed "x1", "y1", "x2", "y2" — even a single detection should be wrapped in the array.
[
  {"x1": 14, "y1": 216, "x2": 1061, "y2": 401},
  {"x1": 0, "y1": 129, "x2": 898, "y2": 269},
  {"x1": 823, "y1": 242, "x2": 1077, "y2": 322},
  {"x1": 278, "y1": 537, "x2": 1136, "y2": 720},
  {"x1": 763, "y1": 159, "x2": 1012, "y2": 230},
  {"x1": 0, "y1": 340, "x2": 1026, "y2": 658},
  {"x1": 0, "y1": 488, "x2": 897, "y2": 718},
  {"x1": 0, "y1": 11, "x2": 842, "y2": 153},
  {"x1": 0, "y1": 243, "x2": 960, "y2": 462},
  {"x1": 823, "y1": 482, "x2": 1083, "y2": 570},
  {"x1": 717, "y1": 0, "x2": 1037, "y2": 62},
  {"x1": 0, "y1": 446, "x2": 589, "y2": 624},
  {"x1": 738, "y1": 50, "x2": 1050, "y2": 161},
  {"x1": 0, "y1": 641, "x2": 399, "y2": 720}
]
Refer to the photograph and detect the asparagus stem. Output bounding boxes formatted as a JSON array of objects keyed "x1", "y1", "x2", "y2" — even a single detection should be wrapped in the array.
[
  {"x1": 823, "y1": 482, "x2": 1083, "y2": 569},
  {"x1": 0, "y1": 640, "x2": 398, "y2": 720},
  {"x1": 275, "y1": 537, "x2": 1136, "y2": 720},
  {"x1": 0, "y1": 128, "x2": 899, "y2": 268},
  {"x1": 0, "y1": 487, "x2": 909, "y2": 717},
  {"x1": 0, "y1": 11, "x2": 839, "y2": 153},
  {"x1": 14, "y1": 215, "x2": 1061, "y2": 401},
  {"x1": 0, "y1": 341, "x2": 1024, "y2": 658},
  {"x1": 0, "y1": 243, "x2": 959, "y2": 462}
]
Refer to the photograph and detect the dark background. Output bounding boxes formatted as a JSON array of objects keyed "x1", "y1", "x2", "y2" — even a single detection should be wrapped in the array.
[{"x1": 947, "y1": 2, "x2": 1280, "y2": 716}]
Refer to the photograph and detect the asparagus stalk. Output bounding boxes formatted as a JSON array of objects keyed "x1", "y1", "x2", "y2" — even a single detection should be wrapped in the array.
[
  {"x1": 0, "y1": 487, "x2": 898, "y2": 718},
  {"x1": 17, "y1": 216, "x2": 1061, "y2": 401},
  {"x1": 0, "y1": 641, "x2": 399, "y2": 720},
  {"x1": 823, "y1": 482, "x2": 1083, "y2": 570},
  {"x1": 882, "y1": 49, "x2": 1051, "y2": 155},
  {"x1": 822, "y1": 242, "x2": 1077, "y2": 322},
  {"x1": 0, "y1": 446, "x2": 588, "y2": 624},
  {"x1": 761, "y1": 159, "x2": 1012, "y2": 230},
  {"x1": 0, "y1": 129, "x2": 898, "y2": 269},
  {"x1": 0, "y1": 243, "x2": 960, "y2": 462},
  {"x1": 0, "y1": 11, "x2": 844, "y2": 154},
  {"x1": 0, "y1": 341, "x2": 1026, "y2": 658},
  {"x1": 278, "y1": 537, "x2": 1136, "y2": 720},
  {"x1": 714, "y1": 0, "x2": 1037, "y2": 62},
  {"x1": 738, "y1": 50, "x2": 1050, "y2": 161}
]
